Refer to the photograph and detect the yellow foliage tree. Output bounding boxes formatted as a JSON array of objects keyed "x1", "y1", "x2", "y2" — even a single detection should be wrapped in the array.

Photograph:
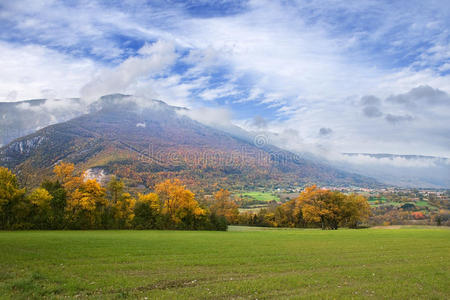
[
  {"x1": 114, "y1": 192, "x2": 136, "y2": 228},
  {"x1": 53, "y1": 162, "x2": 75, "y2": 184},
  {"x1": 65, "y1": 178, "x2": 107, "y2": 228},
  {"x1": 107, "y1": 176, "x2": 125, "y2": 204},
  {"x1": 137, "y1": 192, "x2": 160, "y2": 211},
  {"x1": 341, "y1": 194, "x2": 371, "y2": 228},
  {"x1": 28, "y1": 188, "x2": 53, "y2": 228},
  {"x1": 53, "y1": 162, "x2": 108, "y2": 228},
  {"x1": 211, "y1": 189, "x2": 239, "y2": 224},
  {"x1": 0, "y1": 167, "x2": 25, "y2": 213},
  {"x1": 294, "y1": 185, "x2": 371, "y2": 229},
  {"x1": 155, "y1": 179, "x2": 205, "y2": 226},
  {"x1": 133, "y1": 192, "x2": 161, "y2": 229},
  {"x1": 274, "y1": 199, "x2": 299, "y2": 227},
  {"x1": 53, "y1": 162, "x2": 83, "y2": 195},
  {"x1": 28, "y1": 188, "x2": 52, "y2": 209},
  {"x1": 0, "y1": 167, "x2": 26, "y2": 229},
  {"x1": 296, "y1": 185, "x2": 343, "y2": 229}
]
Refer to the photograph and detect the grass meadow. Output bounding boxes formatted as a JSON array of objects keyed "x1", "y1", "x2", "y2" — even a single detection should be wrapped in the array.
[
  {"x1": 0, "y1": 227, "x2": 449, "y2": 299},
  {"x1": 240, "y1": 191, "x2": 279, "y2": 202}
]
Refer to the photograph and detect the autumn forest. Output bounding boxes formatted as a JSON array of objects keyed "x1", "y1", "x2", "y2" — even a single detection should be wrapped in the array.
[{"x1": 0, "y1": 162, "x2": 372, "y2": 231}]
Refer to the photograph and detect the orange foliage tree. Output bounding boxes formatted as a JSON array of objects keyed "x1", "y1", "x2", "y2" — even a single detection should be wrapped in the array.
[
  {"x1": 211, "y1": 189, "x2": 239, "y2": 224},
  {"x1": 293, "y1": 185, "x2": 371, "y2": 229},
  {"x1": 270, "y1": 185, "x2": 371, "y2": 229},
  {"x1": 295, "y1": 185, "x2": 343, "y2": 229}
]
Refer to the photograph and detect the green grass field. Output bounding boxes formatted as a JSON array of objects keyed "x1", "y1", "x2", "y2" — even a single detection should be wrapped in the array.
[
  {"x1": 240, "y1": 191, "x2": 279, "y2": 202},
  {"x1": 0, "y1": 228, "x2": 449, "y2": 299}
]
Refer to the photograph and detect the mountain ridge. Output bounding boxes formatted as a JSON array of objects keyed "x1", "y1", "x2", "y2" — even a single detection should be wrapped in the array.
[
  {"x1": 0, "y1": 94, "x2": 379, "y2": 191},
  {"x1": 343, "y1": 153, "x2": 450, "y2": 160},
  {"x1": 0, "y1": 97, "x2": 85, "y2": 146}
]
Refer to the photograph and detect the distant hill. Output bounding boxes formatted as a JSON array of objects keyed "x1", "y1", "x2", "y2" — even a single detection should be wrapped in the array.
[
  {"x1": 343, "y1": 153, "x2": 449, "y2": 161},
  {"x1": 0, "y1": 98, "x2": 85, "y2": 146},
  {"x1": 337, "y1": 153, "x2": 450, "y2": 188},
  {"x1": 0, "y1": 94, "x2": 378, "y2": 191}
]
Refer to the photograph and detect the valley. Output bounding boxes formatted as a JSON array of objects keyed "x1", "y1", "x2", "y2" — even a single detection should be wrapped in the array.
[{"x1": 1, "y1": 1, "x2": 449, "y2": 299}]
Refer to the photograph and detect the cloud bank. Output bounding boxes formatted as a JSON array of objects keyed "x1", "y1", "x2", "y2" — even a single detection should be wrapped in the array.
[{"x1": 0, "y1": 0, "x2": 449, "y2": 163}]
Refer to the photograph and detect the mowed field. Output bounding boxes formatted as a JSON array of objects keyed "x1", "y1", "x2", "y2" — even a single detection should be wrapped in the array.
[
  {"x1": 240, "y1": 191, "x2": 279, "y2": 202},
  {"x1": 0, "y1": 228, "x2": 449, "y2": 299}
]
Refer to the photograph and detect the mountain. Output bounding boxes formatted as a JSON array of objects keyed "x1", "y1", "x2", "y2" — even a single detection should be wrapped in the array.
[
  {"x1": 335, "y1": 153, "x2": 450, "y2": 188},
  {"x1": 0, "y1": 94, "x2": 378, "y2": 191},
  {"x1": 0, "y1": 98, "x2": 85, "y2": 146}
]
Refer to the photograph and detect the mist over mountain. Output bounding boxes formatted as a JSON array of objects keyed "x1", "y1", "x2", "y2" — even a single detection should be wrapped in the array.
[
  {"x1": 0, "y1": 98, "x2": 86, "y2": 146},
  {"x1": 0, "y1": 94, "x2": 377, "y2": 190},
  {"x1": 2, "y1": 94, "x2": 449, "y2": 188},
  {"x1": 335, "y1": 153, "x2": 450, "y2": 188},
  {"x1": 217, "y1": 127, "x2": 450, "y2": 188}
]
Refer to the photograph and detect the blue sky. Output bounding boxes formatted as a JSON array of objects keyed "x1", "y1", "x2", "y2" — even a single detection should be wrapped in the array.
[{"x1": 0, "y1": 0, "x2": 449, "y2": 159}]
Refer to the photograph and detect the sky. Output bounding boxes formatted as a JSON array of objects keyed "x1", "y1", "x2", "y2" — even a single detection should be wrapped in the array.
[{"x1": 0, "y1": 0, "x2": 449, "y2": 160}]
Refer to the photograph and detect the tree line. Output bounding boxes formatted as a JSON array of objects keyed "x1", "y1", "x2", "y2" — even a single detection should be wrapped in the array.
[
  {"x1": 236, "y1": 186, "x2": 371, "y2": 229},
  {"x1": 0, "y1": 163, "x2": 371, "y2": 230},
  {"x1": 0, "y1": 163, "x2": 227, "y2": 230}
]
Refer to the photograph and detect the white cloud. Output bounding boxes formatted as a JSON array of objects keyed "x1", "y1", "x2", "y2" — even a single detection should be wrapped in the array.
[
  {"x1": 0, "y1": 42, "x2": 96, "y2": 101},
  {"x1": 199, "y1": 84, "x2": 239, "y2": 101},
  {"x1": 178, "y1": 106, "x2": 233, "y2": 128},
  {"x1": 130, "y1": 74, "x2": 210, "y2": 108},
  {"x1": 1, "y1": 0, "x2": 449, "y2": 162},
  {"x1": 335, "y1": 154, "x2": 448, "y2": 168},
  {"x1": 80, "y1": 40, "x2": 177, "y2": 101}
]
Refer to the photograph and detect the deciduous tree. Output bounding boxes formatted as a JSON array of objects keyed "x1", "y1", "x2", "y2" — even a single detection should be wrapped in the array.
[
  {"x1": 155, "y1": 179, "x2": 205, "y2": 228},
  {"x1": 133, "y1": 192, "x2": 161, "y2": 229},
  {"x1": 41, "y1": 180, "x2": 67, "y2": 229},
  {"x1": 211, "y1": 189, "x2": 239, "y2": 224},
  {"x1": 290, "y1": 186, "x2": 371, "y2": 229},
  {"x1": 114, "y1": 192, "x2": 136, "y2": 228},
  {"x1": 65, "y1": 179, "x2": 107, "y2": 229},
  {"x1": 107, "y1": 176, "x2": 125, "y2": 204},
  {"x1": 341, "y1": 194, "x2": 371, "y2": 228},
  {"x1": 28, "y1": 188, "x2": 53, "y2": 228},
  {"x1": 0, "y1": 167, "x2": 26, "y2": 229}
]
